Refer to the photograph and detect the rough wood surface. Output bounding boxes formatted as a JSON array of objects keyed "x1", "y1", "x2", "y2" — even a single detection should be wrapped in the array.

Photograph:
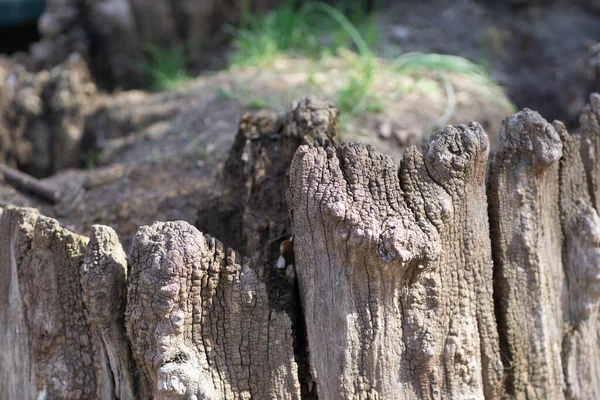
[
  {"x1": 199, "y1": 96, "x2": 340, "y2": 258},
  {"x1": 3, "y1": 95, "x2": 600, "y2": 399},
  {"x1": 195, "y1": 96, "x2": 341, "y2": 397},
  {"x1": 488, "y1": 110, "x2": 565, "y2": 399},
  {"x1": 581, "y1": 93, "x2": 600, "y2": 211},
  {"x1": 0, "y1": 207, "x2": 39, "y2": 400},
  {"x1": 289, "y1": 122, "x2": 502, "y2": 398},
  {"x1": 555, "y1": 120, "x2": 600, "y2": 400},
  {"x1": 125, "y1": 221, "x2": 301, "y2": 399},
  {"x1": 81, "y1": 225, "x2": 137, "y2": 399},
  {"x1": 487, "y1": 104, "x2": 600, "y2": 400},
  {"x1": 0, "y1": 209, "x2": 302, "y2": 400},
  {"x1": 0, "y1": 206, "x2": 97, "y2": 399}
]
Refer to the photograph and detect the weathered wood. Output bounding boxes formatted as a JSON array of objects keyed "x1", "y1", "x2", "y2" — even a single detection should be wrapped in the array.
[
  {"x1": 0, "y1": 208, "x2": 302, "y2": 400},
  {"x1": 580, "y1": 93, "x2": 600, "y2": 212},
  {"x1": 0, "y1": 206, "x2": 97, "y2": 399},
  {"x1": 0, "y1": 207, "x2": 39, "y2": 400},
  {"x1": 488, "y1": 110, "x2": 565, "y2": 399},
  {"x1": 0, "y1": 164, "x2": 60, "y2": 203},
  {"x1": 3, "y1": 95, "x2": 600, "y2": 399},
  {"x1": 289, "y1": 122, "x2": 502, "y2": 398},
  {"x1": 125, "y1": 221, "x2": 301, "y2": 399},
  {"x1": 199, "y1": 96, "x2": 340, "y2": 258},
  {"x1": 555, "y1": 120, "x2": 600, "y2": 400},
  {"x1": 487, "y1": 104, "x2": 600, "y2": 400},
  {"x1": 81, "y1": 225, "x2": 137, "y2": 399},
  {"x1": 195, "y1": 96, "x2": 341, "y2": 397}
]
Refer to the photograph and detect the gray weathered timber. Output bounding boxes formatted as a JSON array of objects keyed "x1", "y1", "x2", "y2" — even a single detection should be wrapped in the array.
[
  {"x1": 195, "y1": 96, "x2": 340, "y2": 397},
  {"x1": 0, "y1": 211, "x2": 302, "y2": 400},
  {"x1": 581, "y1": 93, "x2": 600, "y2": 212},
  {"x1": 0, "y1": 206, "x2": 98, "y2": 399},
  {"x1": 0, "y1": 207, "x2": 39, "y2": 400},
  {"x1": 488, "y1": 110, "x2": 566, "y2": 399},
  {"x1": 556, "y1": 120, "x2": 600, "y2": 400},
  {"x1": 488, "y1": 106, "x2": 600, "y2": 400},
  {"x1": 0, "y1": 207, "x2": 140, "y2": 400},
  {"x1": 81, "y1": 225, "x2": 137, "y2": 400},
  {"x1": 3, "y1": 96, "x2": 600, "y2": 399},
  {"x1": 289, "y1": 122, "x2": 503, "y2": 398},
  {"x1": 125, "y1": 221, "x2": 301, "y2": 399}
]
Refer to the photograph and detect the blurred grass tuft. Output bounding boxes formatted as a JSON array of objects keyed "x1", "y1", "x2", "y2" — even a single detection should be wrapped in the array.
[{"x1": 143, "y1": 43, "x2": 192, "y2": 91}]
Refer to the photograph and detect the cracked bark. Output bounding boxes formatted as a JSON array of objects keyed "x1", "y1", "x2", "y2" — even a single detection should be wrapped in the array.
[
  {"x1": 0, "y1": 206, "x2": 140, "y2": 400},
  {"x1": 4, "y1": 96, "x2": 600, "y2": 399},
  {"x1": 581, "y1": 93, "x2": 600, "y2": 212},
  {"x1": 0, "y1": 207, "x2": 38, "y2": 400},
  {"x1": 196, "y1": 96, "x2": 340, "y2": 397},
  {"x1": 555, "y1": 119, "x2": 600, "y2": 400},
  {"x1": 488, "y1": 104, "x2": 600, "y2": 399},
  {"x1": 488, "y1": 109, "x2": 565, "y2": 399},
  {"x1": 0, "y1": 208, "x2": 302, "y2": 400},
  {"x1": 289, "y1": 122, "x2": 502, "y2": 398},
  {"x1": 198, "y1": 96, "x2": 340, "y2": 261},
  {"x1": 81, "y1": 225, "x2": 137, "y2": 399},
  {"x1": 0, "y1": 206, "x2": 97, "y2": 399},
  {"x1": 125, "y1": 221, "x2": 301, "y2": 399}
]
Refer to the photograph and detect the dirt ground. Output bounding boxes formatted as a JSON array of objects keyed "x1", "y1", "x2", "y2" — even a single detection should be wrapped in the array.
[{"x1": 379, "y1": 0, "x2": 600, "y2": 127}]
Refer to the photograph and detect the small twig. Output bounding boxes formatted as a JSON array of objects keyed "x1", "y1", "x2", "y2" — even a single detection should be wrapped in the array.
[
  {"x1": 267, "y1": 232, "x2": 292, "y2": 244},
  {"x1": 0, "y1": 164, "x2": 60, "y2": 204}
]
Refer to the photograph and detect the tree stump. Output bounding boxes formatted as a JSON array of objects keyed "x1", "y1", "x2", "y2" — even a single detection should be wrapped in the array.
[
  {"x1": 289, "y1": 123, "x2": 502, "y2": 398},
  {"x1": 2, "y1": 95, "x2": 600, "y2": 399}
]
